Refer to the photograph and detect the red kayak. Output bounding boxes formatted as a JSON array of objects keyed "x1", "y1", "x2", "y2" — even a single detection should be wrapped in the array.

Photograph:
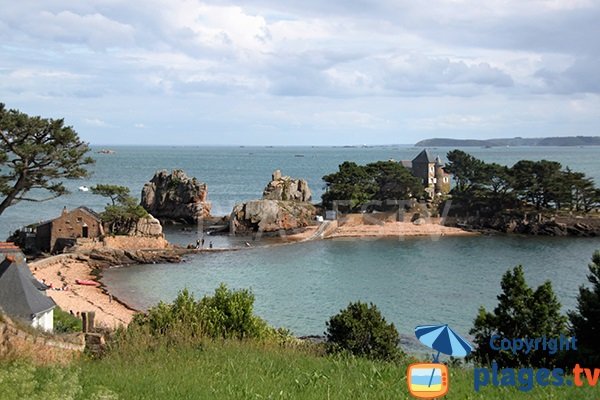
[{"x1": 75, "y1": 279, "x2": 99, "y2": 286}]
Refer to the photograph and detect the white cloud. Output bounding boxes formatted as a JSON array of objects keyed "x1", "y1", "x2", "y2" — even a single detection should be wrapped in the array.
[{"x1": 1, "y1": 0, "x2": 599, "y2": 144}]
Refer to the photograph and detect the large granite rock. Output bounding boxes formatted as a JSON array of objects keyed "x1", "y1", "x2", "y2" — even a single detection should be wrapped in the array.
[
  {"x1": 141, "y1": 170, "x2": 211, "y2": 224},
  {"x1": 128, "y1": 215, "x2": 163, "y2": 237},
  {"x1": 230, "y1": 200, "x2": 316, "y2": 234},
  {"x1": 262, "y1": 170, "x2": 312, "y2": 202}
]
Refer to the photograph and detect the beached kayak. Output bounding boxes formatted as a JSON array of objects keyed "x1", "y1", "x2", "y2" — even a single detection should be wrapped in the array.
[{"x1": 75, "y1": 279, "x2": 99, "y2": 286}]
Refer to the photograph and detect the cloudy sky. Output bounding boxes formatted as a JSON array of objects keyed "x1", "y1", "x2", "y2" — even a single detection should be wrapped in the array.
[{"x1": 1, "y1": 0, "x2": 599, "y2": 145}]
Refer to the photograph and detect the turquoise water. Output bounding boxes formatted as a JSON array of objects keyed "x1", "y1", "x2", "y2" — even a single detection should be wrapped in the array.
[
  {"x1": 102, "y1": 235, "x2": 600, "y2": 337},
  {"x1": 2, "y1": 145, "x2": 600, "y2": 339}
]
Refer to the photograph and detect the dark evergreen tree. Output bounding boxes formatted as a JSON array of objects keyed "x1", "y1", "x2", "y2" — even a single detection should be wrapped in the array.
[
  {"x1": 0, "y1": 104, "x2": 93, "y2": 216},
  {"x1": 322, "y1": 161, "x2": 376, "y2": 211},
  {"x1": 469, "y1": 266, "x2": 567, "y2": 368},
  {"x1": 365, "y1": 161, "x2": 424, "y2": 203},
  {"x1": 569, "y1": 251, "x2": 600, "y2": 365},
  {"x1": 91, "y1": 184, "x2": 148, "y2": 234},
  {"x1": 322, "y1": 160, "x2": 424, "y2": 212}
]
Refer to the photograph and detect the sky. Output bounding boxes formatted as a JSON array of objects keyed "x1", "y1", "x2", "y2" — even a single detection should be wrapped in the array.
[{"x1": 1, "y1": 0, "x2": 600, "y2": 146}]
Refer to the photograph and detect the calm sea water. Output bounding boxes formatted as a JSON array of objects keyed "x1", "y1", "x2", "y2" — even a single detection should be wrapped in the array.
[
  {"x1": 101, "y1": 236, "x2": 600, "y2": 337},
  {"x1": 2, "y1": 145, "x2": 600, "y2": 339}
]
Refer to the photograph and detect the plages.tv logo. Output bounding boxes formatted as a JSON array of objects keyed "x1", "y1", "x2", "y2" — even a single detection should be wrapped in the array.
[{"x1": 407, "y1": 324, "x2": 473, "y2": 399}]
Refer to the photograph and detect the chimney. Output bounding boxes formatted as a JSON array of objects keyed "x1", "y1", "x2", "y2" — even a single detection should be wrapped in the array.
[{"x1": 62, "y1": 206, "x2": 68, "y2": 216}]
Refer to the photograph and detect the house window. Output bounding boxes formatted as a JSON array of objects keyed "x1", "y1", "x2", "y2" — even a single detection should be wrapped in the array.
[{"x1": 77, "y1": 217, "x2": 83, "y2": 223}]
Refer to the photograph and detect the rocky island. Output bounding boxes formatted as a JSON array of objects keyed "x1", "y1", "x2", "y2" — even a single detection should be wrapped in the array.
[
  {"x1": 141, "y1": 169, "x2": 211, "y2": 224},
  {"x1": 231, "y1": 170, "x2": 316, "y2": 234}
]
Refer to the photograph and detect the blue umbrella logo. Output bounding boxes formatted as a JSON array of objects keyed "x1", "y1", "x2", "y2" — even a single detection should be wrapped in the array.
[{"x1": 414, "y1": 324, "x2": 473, "y2": 388}]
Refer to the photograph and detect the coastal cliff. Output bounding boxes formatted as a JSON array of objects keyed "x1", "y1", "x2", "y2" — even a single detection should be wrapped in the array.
[{"x1": 141, "y1": 170, "x2": 211, "y2": 224}]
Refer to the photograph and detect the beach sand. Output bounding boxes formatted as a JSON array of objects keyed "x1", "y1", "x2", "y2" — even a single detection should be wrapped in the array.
[
  {"x1": 327, "y1": 220, "x2": 477, "y2": 238},
  {"x1": 29, "y1": 257, "x2": 135, "y2": 329}
]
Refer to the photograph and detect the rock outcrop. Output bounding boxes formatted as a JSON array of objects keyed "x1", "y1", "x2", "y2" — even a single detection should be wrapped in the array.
[
  {"x1": 141, "y1": 170, "x2": 211, "y2": 224},
  {"x1": 128, "y1": 215, "x2": 163, "y2": 237},
  {"x1": 230, "y1": 200, "x2": 316, "y2": 234},
  {"x1": 262, "y1": 170, "x2": 312, "y2": 202},
  {"x1": 84, "y1": 248, "x2": 184, "y2": 268},
  {"x1": 455, "y1": 213, "x2": 600, "y2": 237}
]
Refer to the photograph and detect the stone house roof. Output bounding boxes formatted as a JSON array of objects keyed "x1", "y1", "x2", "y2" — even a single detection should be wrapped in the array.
[
  {"x1": 36, "y1": 206, "x2": 101, "y2": 228},
  {"x1": 412, "y1": 149, "x2": 435, "y2": 163}
]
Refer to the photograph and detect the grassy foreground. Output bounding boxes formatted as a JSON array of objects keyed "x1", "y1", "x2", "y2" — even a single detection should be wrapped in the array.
[{"x1": 1, "y1": 340, "x2": 599, "y2": 399}]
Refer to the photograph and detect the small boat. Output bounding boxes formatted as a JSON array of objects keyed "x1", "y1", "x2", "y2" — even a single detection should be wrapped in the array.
[
  {"x1": 75, "y1": 279, "x2": 99, "y2": 286},
  {"x1": 294, "y1": 154, "x2": 304, "y2": 157},
  {"x1": 78, "y1": 186, "x2": 90, "y2": 192}
]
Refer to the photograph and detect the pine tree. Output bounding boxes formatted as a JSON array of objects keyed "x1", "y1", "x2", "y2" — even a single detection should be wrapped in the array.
[
  {"x1": 469, "y1": 265, "x2": 567, "y2": 367},
  {"x1": 0, "y1": 104, "x2": 93, "y2": 216},
  {"x1": 569, "y1": 251, "x2": 600, "y2": 365}
]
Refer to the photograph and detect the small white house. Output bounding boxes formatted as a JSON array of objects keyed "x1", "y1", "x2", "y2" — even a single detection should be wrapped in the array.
[{"x1": 0, "y1": 243, "x2": 56, "y2": 332}]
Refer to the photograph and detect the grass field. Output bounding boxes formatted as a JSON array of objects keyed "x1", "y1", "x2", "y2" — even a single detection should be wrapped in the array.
[{"x1": 1, "y1": 340, "x2": 599, "y2": 399}]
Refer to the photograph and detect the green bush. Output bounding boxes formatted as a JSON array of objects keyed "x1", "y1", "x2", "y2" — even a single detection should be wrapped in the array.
[
  {"x1": 53, "y1": 307, "x2": 81, "y2": 334},
  {"x1": 325, "y1": 301, "x2": 402, "y2": 361},
  {"x1": 131, "y1": 284, "x2": 282, "y2": 341}
]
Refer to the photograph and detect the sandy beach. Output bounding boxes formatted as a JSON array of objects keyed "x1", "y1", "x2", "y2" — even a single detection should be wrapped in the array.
[
  {"x1": 29, "y1": 256, "x2": 135, "y2": 329},
  {"x1": 326, "y1": 220, "x2": 477, "y2": 238}
]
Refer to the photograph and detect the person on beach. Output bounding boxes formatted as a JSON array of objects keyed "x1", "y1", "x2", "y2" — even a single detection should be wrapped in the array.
[{"x1": 209, "y1": 241, "x2": 213, "y2": 249}]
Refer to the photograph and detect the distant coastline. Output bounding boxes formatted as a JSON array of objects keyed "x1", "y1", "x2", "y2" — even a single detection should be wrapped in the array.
[{"x1": 415, "y1": 136, "x2": 600, "y2": 147}]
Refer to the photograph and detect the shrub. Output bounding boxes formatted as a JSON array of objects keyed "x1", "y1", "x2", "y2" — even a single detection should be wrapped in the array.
[
  {"x1": 469, "y1": 265, "x2": 567, "y2": 368},
  {"x1": 131, "y1": 284, "x2": 282, "y2": 341},
  {"x1": 325, "y1": 301, "x2": 402, "y2": 361},
  {"x1": 53, "y1": 307, "x2": 81, "y2": 334}
]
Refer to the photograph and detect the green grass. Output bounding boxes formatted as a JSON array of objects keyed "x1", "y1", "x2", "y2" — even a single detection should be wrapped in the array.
[{"x1": 1, "y1": 340, "x2": 599, "y2": 399}]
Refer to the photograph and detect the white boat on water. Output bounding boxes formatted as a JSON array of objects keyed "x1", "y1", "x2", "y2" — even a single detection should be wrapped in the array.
[{"x1": 78, "y1": 186, "x2": 90, "y2": 192}]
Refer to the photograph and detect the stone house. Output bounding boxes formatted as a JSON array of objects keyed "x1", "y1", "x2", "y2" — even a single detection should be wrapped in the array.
[
  {"x1": 401, "y1": 149, "x2": 451, "y2": 197},
  {"x1": 33, "y1": 207, "x2": 104, "y2": 253},
  {"x1": 0, "y1": 242, "x2": 56, "y2": 332}
]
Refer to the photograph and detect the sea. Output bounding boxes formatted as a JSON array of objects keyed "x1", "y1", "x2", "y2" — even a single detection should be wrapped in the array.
[{"x1": 2, "y1": 145, "x2": 600, "y2": 340}]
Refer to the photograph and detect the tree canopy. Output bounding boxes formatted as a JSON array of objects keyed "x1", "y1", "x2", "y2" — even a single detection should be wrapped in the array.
[
  {"x1": 0, "y1": 104, "x2": 93, "y2": 216},
  {"x1": 322, "y1": 160, "x2": 424, "y2": 211},
  {"x1": 446, "y1": 149, "x2": 599, "y2": 215},
  {"x1": 91, "y1": 184, "x2": 148, "y2": 234}
]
